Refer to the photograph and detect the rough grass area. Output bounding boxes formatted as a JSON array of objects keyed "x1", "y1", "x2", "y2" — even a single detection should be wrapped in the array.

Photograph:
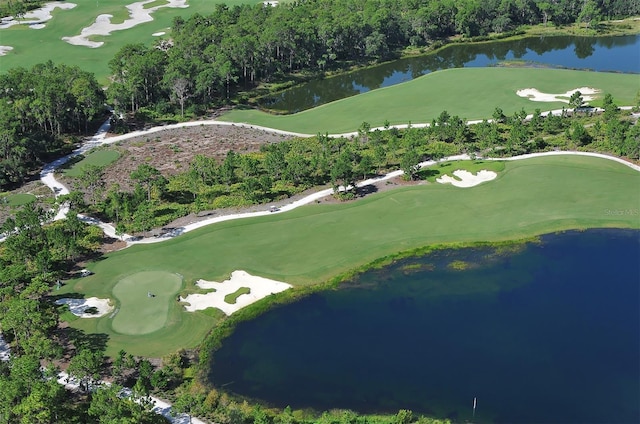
[
  {"x1": 111, "y1": 271, "x2": 183, "y2": 335},
  {"x1": 64, "y1": 150, "x2": 120, "y2": 177},
  {"x1": 222, "y1": 68, "x2": 639, "y2": 133},
  {"x1": 0, "y1": 0, "x2": 263, "y2": 84},
  {"x1": 62, "y1": 155, "x2": 639, "y2": 356}
]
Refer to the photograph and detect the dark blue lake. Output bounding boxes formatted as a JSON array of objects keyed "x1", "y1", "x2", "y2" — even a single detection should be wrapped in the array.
[
  {"x1": 209, "y1": 229, "x2": 640, "y2": 423},
  {"x1": 261, "y1": 35, "x2": 640, "y2": 112}
]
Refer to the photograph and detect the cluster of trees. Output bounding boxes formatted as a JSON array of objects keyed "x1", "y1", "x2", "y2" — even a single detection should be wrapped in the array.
[
  {"x1": 0, "y1": 201, "x2": 190, "y2": 422},
  {"x1": 0, "y1": 0, "x2": 44, "y2": 19},
  {"x1": 0, "y1": 62, "x2": 106, "y2": 189},
  {"x1": 106, "y1": 0, "x2": 638, "y2": 116},
  {"x1": 0, "y1": 204, "x2": 99, "y2": 422}
]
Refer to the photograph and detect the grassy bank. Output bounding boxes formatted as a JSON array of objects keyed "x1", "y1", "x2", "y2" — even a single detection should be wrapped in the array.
[
  {"x1": 60, "y1": 154, "x2": 640, "y2": 356},
  {"x1": 524, "y1": 16, "x2": 640, "y2": 37}
]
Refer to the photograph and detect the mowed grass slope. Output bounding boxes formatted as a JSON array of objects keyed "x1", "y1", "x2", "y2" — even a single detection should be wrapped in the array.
[
  {"x1": 223, "y1": 67, "x2": 640, "y2": 133},
  {"x1": 64, "y1": 155, "x2": 640, "y2": 356},
  {"x1": 0, "y1": 0, "x2": 262, "y2": 84}
]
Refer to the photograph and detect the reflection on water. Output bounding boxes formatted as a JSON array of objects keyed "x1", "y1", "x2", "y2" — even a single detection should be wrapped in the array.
[
  {"x1": 209, "y1": 229, "x2": 640, "y2": 423},
  {"x1": 261, "y1": 35, "x2": 639, "y2": 112}
]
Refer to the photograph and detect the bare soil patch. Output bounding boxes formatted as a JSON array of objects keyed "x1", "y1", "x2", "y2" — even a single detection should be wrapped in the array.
[{"x1": 95, "y1": 124, "x2": 292, "y2": 192}]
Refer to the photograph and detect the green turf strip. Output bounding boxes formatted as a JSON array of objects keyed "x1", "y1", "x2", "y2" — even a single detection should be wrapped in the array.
[
  {"x1": 61, "y1": 155, "x2": 639, "y2": 356},
  {"x1": 64, "y1": 150, "x2": 120, "y2": 177},
  {"x1": 223, "y1": 67, "x2": 640, "y2": 133},
  {"x1": 111, "y1": 271, "x2": 182, "y2": 335},
  {"x1": 2, "y1": 193, "x2": 36, "y2": 207},
  {"x1": 224, "y1": 287, "x2": 251, "y2": 304}
]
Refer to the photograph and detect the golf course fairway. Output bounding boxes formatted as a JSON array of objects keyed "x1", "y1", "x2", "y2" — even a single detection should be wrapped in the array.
[
  {"x1": 223, "y1": 67, "x2": 640, "y2": 133},
  {"x1": 61, "y1": 154, "x2": 640, "y2": 356}
]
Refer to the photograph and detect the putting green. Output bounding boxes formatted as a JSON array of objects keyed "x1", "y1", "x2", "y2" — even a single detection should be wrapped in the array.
[
  {"x1": 111, "y1": 271, "x2": 182, "y2": 335},
  {"x1": 2, "y1": 193, "x2": 36, "y2": 207},
  {"x1": 65, "y1": 150, "x2": 120, "y2": 177}
]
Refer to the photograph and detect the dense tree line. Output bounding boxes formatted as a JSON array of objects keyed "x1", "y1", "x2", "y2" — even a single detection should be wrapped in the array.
[
  {"x1": 0, "y1": 204, "x2": 108, "y2": 423},
  {"x1": 0, "y1": 202, "x2": 177, "y2": 422},
  {"x1": 0, "y1": 62, "x2": 106, "y2": 189},
  {"x1": 106, "y1": 0, "x2": 640, "y2": 116}
]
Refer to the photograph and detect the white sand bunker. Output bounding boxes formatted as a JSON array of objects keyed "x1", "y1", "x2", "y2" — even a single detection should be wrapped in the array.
[
  {"x1": 56, "y1": 297, "x2": 114, "y2": 318},
  {"x1": 0, "y1": 2, "x2": 76, "y2": 29},
  {"x1": 181, "y1": 270, "x2": 292, "y2": 315},
  {"x1": 437, "y1": 169, "x2": 497, "y2": 188},
  {"x1": 516, "y1": 87, "x2": 600, "y2": 103},
  {"x1": 0, "y1": 46, "x2": 13, "y2": 56},
  {"x1": 63, "y1": 0, "x2": 187, "y2": 48},
  {"x1": 152, "y1": 31, "x2": 165, "y2": 36}
]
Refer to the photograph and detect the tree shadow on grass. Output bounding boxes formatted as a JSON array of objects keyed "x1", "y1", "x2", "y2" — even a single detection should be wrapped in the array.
[
  {"x1": 63, "y1": 327, "x2": 109, "y2": 354},
  {"x1": 418, "y1": 168, "x2": 442, "y2": 180}
]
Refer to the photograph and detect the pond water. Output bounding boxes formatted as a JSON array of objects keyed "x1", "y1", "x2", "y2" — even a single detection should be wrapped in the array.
[
  {"x1": 261, "y1": 35, "x2": 640, "y2": 112},
  {"x1": 209, "y1": 229, "x2": 640, "y2": 423}
]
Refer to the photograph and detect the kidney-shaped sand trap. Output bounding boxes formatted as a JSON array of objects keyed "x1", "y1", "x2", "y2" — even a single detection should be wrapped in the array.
[{"x1": 436, "y1": 169, "x2": 497, "y2": 188}]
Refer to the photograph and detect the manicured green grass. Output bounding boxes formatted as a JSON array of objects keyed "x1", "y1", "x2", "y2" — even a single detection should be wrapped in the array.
[
  {"x1": 0, "y1": 0, "x2": 263, "y2": 84},
  {"x1": 223, "y1": 67, "x2": 640, "y2": 133},
  {"x1": 224, "y1": 287, "x2": 250, "y2": 304},
  {"x1": 1, "y1": 193, "x2": 36, "y2": 207},
  {"x1": 111, "y1": 271, "x2": 183, "y2": 335},
  {"x1": 64, "y1": 150, "x2": 120, "y2": 177},
  {"x1": 62, "y1": 155, "x2": 639, "y2": 356}
]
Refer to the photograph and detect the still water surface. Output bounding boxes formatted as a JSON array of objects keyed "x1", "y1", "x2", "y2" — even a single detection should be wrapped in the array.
[
  {"x1": 210, "y1": 229, "x2": 640, "y2": 423},
  {"x1": 261, "y1": 35, "x2": 640, "y2": 112}
]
